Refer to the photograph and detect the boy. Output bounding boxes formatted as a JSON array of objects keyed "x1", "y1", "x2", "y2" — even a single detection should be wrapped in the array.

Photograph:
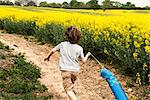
[{"x1": 44, "y1": 26, "x2": 91, "y2": 100}]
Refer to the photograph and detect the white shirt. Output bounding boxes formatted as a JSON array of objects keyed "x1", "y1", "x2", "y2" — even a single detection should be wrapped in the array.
[{"x1": 53, "y1": 41, "x2": 84, "y2": 72}]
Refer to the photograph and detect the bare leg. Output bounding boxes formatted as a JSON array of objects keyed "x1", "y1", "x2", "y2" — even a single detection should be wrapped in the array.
[{"x1": 67, "y1": 90, "x2": 77, "y2": 100}]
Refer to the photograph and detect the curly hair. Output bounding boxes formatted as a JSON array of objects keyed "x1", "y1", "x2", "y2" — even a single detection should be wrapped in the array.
[{"x1": 65, "y1": 26, "x2": 81, "y2": 44}]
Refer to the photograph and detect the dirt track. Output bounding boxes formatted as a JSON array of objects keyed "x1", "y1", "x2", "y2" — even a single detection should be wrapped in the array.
[{"x1": 0, "y1": 33, "x2": 133, "y2": 100}]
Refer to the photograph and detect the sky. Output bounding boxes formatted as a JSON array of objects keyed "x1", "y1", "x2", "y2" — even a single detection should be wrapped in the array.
[{"x1": 10, "y1": 0, "x2": 150, "y2": 7}]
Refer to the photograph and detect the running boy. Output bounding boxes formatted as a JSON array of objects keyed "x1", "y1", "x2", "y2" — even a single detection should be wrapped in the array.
[{"x1": 44, "y1": 26, "x2": 91, "y2": 100}]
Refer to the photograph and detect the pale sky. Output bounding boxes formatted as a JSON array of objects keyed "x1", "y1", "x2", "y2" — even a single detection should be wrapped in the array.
[{"x1": 10, "y1": 0, "x2": 150, "y2": 7}]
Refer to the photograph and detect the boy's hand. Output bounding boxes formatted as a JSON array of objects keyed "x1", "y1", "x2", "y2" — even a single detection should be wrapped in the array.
[
  {"x1": 44, "y1": 57, "x2": 49, "y2": 61},
  {"x1": 87, "y1": 52, "x2": 91, "y2": 57}
]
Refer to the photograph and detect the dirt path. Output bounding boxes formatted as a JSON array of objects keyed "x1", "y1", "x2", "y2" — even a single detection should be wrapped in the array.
[{"x1": 0, "y1": 33, "x2": 132, "y2": 100}]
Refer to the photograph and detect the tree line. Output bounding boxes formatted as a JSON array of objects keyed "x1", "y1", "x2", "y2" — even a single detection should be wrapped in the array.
[
  {"x1": 0, "y1": 0, "x2": 37, "y2": 6},
  {"x1": 0, "y1": 0, "x2": 150, "y2": 10}
]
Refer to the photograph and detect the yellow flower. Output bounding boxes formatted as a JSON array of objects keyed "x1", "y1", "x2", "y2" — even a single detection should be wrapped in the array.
[
  {"x1": 145, "y1": 40, "x2": 149, "y2": 45},
  {"x1": 144, "y1": 46, "x2": 150, "y2": 53},
  {"x1": 133, "y1": 52, "x2": 138, "y2": 60},
  {"x1": 148, "y1": 74, "x2": 150, "y2": 83},
  {"x1": 138, "y1": 37, "x2": 143, "y2": 42},
  {"x1": 104, "y1": 48, "x2": 109, "y2": 55},
  {"x1": 144, "y1": 34, "x2": 149, "y2": 39},
  {"x1": 136, "y1": 73, "x2": 141, "y2": 85},
  {"x1": 134, "y1": 41, "x2": 140, "y2": 48}
]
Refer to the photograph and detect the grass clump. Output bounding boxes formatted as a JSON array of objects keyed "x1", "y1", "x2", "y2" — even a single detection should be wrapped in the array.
[{"x1": 0, "y1": 42, "x2": 51, "y2": 99}]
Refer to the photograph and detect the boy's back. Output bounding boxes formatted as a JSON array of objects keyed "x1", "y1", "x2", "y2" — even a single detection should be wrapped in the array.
[{"x1": 54, "y1": 41, "x2": 84, "y2": 72}]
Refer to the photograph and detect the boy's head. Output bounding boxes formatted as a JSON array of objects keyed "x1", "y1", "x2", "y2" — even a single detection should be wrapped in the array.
[{"x1": 65, "y1": 26, "x2": 81, "y2": 44}]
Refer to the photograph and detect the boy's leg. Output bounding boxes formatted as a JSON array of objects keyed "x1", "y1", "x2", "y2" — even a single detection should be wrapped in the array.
[
  {"x1": 61, "y1": 71, "x2": 78, "y2": 100},
  {"x1": 67, "y1": 73, "x2": 78, "y2": 100},
  {"x1": 67, "y1": 90, "x2": 77, "y2": 100}
]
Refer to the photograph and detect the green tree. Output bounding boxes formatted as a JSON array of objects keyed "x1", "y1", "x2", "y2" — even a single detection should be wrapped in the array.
[
  {"x1": 5, "y1": 0, "x2": 14, "y2": 5},
  {"x1": 70, "y1": 0, "x2": 78, "y2": 8},
  {"x1": 39, "y1": 1, "x2": 48, "y2": 7},
  {"x1": 27, "y1": 1, "x2": 37, "y2": 6},
  {"x1": 111, "y1": 1, "x2": 123, "y2": 8},
  {"x1": 48, "y1": 3, "x2": 62, "y2": 8},
  {"x1": 0, "y1": 0, "x2": 2, "y2": 5},
  {"x1": 56, "y1": 3, "x2": 62, "y2": 8},
  {"x1": 15, "y1": 0, "x2": 29, "y2": 6},
  {"x1": 102, "y1": 0, "x2": 113, "y2": 11},
  {"x1": 78, "y1": 2, "x2": 86, "y2": 8},
  {"x1": 69, "y1": 0, "x2": 86, "y2": 8},
  {"x1": 0, "y1": 0, "x2": 13, "y2": 5},
  {"x1": 123, "y1": 2, "x2": 135, "y2": 9},
  {"x1": 62, "y1": 2, "x2": 70, "y2": 8},
  {"x1": 15, "y1": 1, "x2": 21, "y2": 6},
  {"x1": 145, "y1": 6, "x2": 150, "y2": 10},
  {"x1": 86, "y1": 0, "x2": 100, "y2": 8}
]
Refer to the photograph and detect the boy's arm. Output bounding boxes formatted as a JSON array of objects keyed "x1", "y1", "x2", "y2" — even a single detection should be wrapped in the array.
[
  {"x1": 44, "y1": 43, "x2": 61, "y2": 61},
  {"x1": 44, "y1": 48, "x2": 56, "y2": 61},
  {"x1": 82, "y1": 52, "x2": 91, "y2": 63}
]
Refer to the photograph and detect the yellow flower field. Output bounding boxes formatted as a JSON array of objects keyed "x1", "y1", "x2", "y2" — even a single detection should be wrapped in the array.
[{"x1": 0, "y1": 6, "x2": 149, "y2": 84}]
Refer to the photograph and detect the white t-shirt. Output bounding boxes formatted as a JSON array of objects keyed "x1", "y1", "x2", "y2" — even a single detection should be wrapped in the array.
[{"x1": 53, "y1": 41, "x2": 84, "y2": 72}]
